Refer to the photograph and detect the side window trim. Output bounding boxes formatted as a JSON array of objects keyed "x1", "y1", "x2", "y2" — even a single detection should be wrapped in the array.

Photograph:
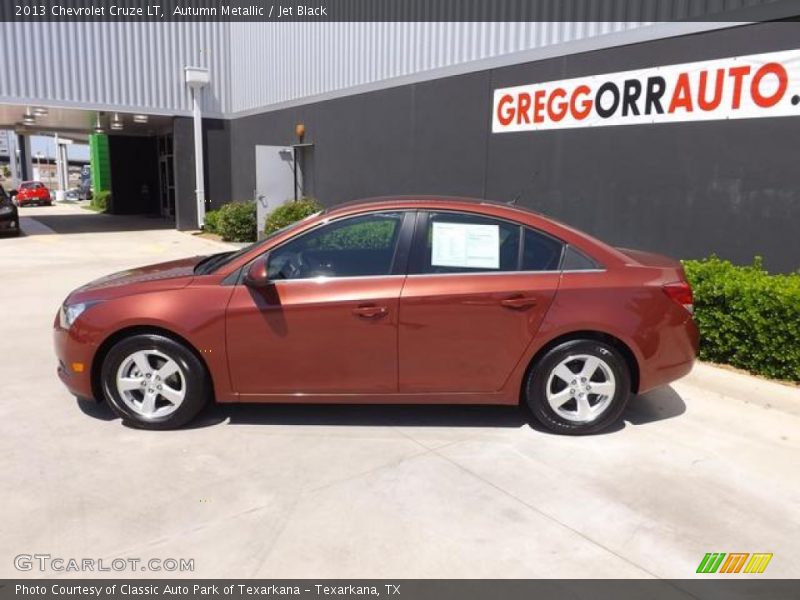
[
  {"x1": 408, "y1": 211, "x2": 431, "y2": 275},
  {"x1": 390, "y1": 211, "x2": 417, "y2": 276}
]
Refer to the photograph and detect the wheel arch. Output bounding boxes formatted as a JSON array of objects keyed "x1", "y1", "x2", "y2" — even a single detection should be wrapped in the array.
[
  {"x1": 91, "y1": 325, "x2": 214, "y2": 403},
  {"x1": 522, "y1": 330, "x2": 640, "y2": 400}
]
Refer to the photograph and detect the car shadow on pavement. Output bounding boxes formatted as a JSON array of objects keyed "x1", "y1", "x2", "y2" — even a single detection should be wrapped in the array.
[
  {"x1": 78, "y1": 385, "x2": 686, "y2": 434},
  {"x1": 624, "y1": 386, "x2": 687, "y2": 425},
  {"x1": 76, "y1": 397, "x2": 117, "y2": 421},
  {"x1": 23, "y1": 211, "x2": 174, "y2": 235}
]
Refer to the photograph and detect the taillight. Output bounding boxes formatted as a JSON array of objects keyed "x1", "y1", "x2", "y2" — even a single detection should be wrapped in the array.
[{"x1": 663, "y1": 281, "x2": 694, "y2": 314}]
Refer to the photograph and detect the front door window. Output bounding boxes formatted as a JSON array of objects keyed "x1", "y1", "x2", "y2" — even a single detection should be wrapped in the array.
[{"x1": 267, "y1": 211, "x2": 405, "y2": 279}]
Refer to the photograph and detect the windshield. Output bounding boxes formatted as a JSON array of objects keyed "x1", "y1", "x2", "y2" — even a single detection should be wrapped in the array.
[{"x1": 194, "y1": 211, "x2": 323, "y2": 275}]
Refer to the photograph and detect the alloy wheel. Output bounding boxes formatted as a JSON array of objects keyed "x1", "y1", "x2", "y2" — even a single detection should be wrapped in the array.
[
  {"x1": 545, "y1": 354, "x2": 616, "y2": 423},
  {"x1": 115, "y1": 349, "x2": 186, "y2": 419}
]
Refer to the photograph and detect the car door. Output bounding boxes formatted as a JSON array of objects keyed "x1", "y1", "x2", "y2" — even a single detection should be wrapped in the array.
[
  {"x1": 225, "y1": 210, "x2": 414, "y2": 397},
  {"x1": 399, "y1": 211, "x2": 563, "y2": 393}
]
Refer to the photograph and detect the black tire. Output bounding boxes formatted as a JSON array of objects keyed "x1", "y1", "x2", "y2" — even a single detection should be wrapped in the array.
[
  {"x1": 524, "y1": 339, "x2": 631, "y2": 435},
  {"x1": 100, "y1": 333, "x2": 211, "y2": 430}
]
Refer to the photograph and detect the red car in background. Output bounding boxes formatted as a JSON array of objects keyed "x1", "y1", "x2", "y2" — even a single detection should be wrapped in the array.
[
  {"x1": 15, "y1": 181, "x2": 52, "y2": 206},
  {"x1": 53, "y1": 197, "x2": 698, "y2": 435}
]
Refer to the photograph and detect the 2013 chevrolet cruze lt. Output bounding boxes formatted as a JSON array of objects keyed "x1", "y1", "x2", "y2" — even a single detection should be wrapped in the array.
[{"x1": 54, "y1": 197, "x2": 698, "y2": 434}]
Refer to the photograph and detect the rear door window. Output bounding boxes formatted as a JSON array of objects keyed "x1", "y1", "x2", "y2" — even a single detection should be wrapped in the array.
[
  {"x1": 410, "y1": 211, "x2": 566, "y2": 274},
  {"x1": 411, "y1": 212, "x2": 520, "y2": 274}
]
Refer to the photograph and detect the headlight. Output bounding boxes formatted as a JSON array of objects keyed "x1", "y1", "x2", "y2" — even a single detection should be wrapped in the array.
[
  {"x1": 0, "y1": 206, "x2": 12, "y2": 215},
  {"x1": 59, "y1": 302, "x2": 97, "y2": 329}
]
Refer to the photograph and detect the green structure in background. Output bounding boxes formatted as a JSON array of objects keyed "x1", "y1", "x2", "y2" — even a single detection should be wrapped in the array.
[{"x1": 89, "y1": 133, "x2": 112, "y2": 193}]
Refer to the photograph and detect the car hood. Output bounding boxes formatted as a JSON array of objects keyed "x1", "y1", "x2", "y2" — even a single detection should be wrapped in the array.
[{"x1": 68, "y1": 256, "x2": 204, "y2": 302}]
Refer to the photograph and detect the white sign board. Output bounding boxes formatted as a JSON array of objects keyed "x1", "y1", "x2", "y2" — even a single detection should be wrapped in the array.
[
  {"x1": 431, "y1": 222, "x2": 500, "y2": 269},
  {"x1": 492, "y1": 49, "x2": 800, "y2": 133}
]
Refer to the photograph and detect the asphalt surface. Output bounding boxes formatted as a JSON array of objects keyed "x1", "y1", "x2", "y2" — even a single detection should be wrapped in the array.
[{"x1": 1, "y1": 204, "x2": 798, "y2": 578}]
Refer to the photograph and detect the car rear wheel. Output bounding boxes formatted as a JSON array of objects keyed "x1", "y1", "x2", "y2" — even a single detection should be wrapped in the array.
[
  {"x1": 525, "y1": 339, "x2": 631, "y2": 435},
  {"x1": 100, "y1": 334, "x2": 211, "y2": 430}
]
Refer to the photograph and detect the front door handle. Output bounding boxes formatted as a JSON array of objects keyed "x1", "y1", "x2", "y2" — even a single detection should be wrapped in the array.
[
  {"x1": 500, "y1": 295, "x2": 538, "y2": 309},
  {"x1": 352, "y1": 305, "x2": 389, "y2": 319}
]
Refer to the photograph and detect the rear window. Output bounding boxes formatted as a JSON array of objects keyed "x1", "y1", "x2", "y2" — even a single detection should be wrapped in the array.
[
  {"x1": 521, "y1": 228, "x2": 564, "y2": 271},
  {"x1": 21, "y1": 182, "x2": 44, "y2": 189},
  {"x1": 562, "y1": 245, "x2": 603, "y2": 271}
]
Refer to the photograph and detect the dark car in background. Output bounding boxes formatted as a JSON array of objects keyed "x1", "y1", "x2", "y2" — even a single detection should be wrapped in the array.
[
  {"x1": 78, "y1": 165, "x2": 92, "y2": 201},
  {"x1": 0, "y1": 185, "x2": 20, "y2": 236}
]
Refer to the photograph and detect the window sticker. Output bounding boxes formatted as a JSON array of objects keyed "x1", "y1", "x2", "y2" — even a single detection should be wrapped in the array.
[{"x1": 431, "y1": 222, "x2": 500, "y2": 269}]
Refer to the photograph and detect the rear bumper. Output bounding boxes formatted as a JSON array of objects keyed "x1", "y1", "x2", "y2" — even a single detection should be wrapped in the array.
[
  {"x1": 53, "y1": 317, "x2": 97, "y2": 399},
  {"x1": 17, "y1": 196, "x2": 50, "y2": 205},
  {"x1": 638, "y1": 315, "x2": 699, "y2": 393}
]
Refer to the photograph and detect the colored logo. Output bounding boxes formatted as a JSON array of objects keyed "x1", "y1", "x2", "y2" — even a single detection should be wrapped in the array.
[{"x1": 696, "y1": 552, "x2": 773, "y2": 574}]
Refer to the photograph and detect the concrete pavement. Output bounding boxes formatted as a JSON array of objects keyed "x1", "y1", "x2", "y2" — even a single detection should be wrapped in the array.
[{"x1": 0, "y1": 204, "x2": 798, "y2": 579}]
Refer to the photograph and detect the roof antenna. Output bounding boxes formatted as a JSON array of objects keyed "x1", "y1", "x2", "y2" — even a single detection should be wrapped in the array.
[{"x1": 508, "y1": 170, "x2": 539, "y2": 206}]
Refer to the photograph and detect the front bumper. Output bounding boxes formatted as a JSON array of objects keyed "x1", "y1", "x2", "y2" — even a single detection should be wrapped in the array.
[
  {"x1": 0, "y1": 217, "x2": 19, "y2": 232},
  {"x1": 53, "y1": 316, "x2": 97, "y2": 399}
]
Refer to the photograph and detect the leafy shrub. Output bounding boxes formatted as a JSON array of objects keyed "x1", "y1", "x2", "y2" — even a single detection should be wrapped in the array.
[
  {"x1": 216, "y1": 201, "x2": 257, "y2": 242},
  {"x1": 311, "y1": 219, "x2": 396, "y2": 250},
  {"x1": 683, "y1": 256, "x2": 800, "y2": 381},
  {"x1": 203, "y1": 209, "x2": 220, "y2": 234},
  {"x1": 265, "y1": 197, "x2": 323, "y2": 234},
  {"x1": 89, "y1": 190, "x2": 111, "y2": 212}
]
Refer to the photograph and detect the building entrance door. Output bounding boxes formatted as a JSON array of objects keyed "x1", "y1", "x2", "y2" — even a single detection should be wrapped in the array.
[{"x1": 254, "y1": 145, "x2": 297, "y2": 238}]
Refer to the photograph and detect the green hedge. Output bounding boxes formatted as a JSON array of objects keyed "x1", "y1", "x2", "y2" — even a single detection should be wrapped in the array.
[
  {"x1": 683, "y1": 256, "x2": 800, "y2": 381},
  {"x1": 203, "y1": 209, "x2": 220, "y2": 234},
  {"x1": 265, "y1": 197, "x2": 323, "y2": 234},
  {"x1": 216, "y1": 201, "x2": 256, "y2": 242},
  {"x1": 89, "y1": 190, "x2": 111, "y2": 212},
  {"x1": 310, "y1": 219, "x2": 396, "y2": 250}
]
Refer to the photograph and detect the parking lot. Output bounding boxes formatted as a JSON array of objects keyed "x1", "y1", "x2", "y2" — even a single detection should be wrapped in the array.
[{"x1": 1, "y1": 203, "x2": 798, "y2": 578}]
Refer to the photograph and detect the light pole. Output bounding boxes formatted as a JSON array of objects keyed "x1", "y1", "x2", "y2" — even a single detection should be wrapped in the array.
[
  {"x1": 34, "y1": 152, "x2": 43, "y2": 182},
  {"x1": 184, "y1": 66, "x2": 210, "y2": 229},
  {"x1": 54, "y1": 136, "x2": 73, "y2": 200}
]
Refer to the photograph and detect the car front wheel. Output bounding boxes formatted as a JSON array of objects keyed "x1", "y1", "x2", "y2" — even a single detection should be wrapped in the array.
[
  {"x1": 525, "y1": 339, "x2": 631, "y2": 435},
  {"x1": 100, "y1": 334, "x2": 211, "y2": 430}
]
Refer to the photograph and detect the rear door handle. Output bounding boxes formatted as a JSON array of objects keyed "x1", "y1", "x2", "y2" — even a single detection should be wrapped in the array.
[
  {"x1": 500, "y1": 295, "x2": 538, "y2": 309},
  {"x1": 352, "y1": 305, "x2": 388, "y2": 319}
]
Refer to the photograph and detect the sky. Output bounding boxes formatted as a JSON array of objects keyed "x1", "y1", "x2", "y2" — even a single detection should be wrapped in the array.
[{"x1": 30, "y1": 135, "x2": 90, "y2": 161}]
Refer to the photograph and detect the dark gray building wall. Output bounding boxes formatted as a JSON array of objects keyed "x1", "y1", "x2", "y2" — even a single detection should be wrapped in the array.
[
  {"x1": 174, "y1": 117, "x2": 233, "y2": 230},
  {"x1": 221, "y1": 21, "x2": 800, "y2": 272},
  {"x1": 173, "y1": 117, "x2": 197, "y2": 231}
]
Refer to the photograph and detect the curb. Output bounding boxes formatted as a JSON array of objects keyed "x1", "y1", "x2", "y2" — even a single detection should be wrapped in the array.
[{"x1": 679, "y1": 362, "x2": 800, "y2": 417}]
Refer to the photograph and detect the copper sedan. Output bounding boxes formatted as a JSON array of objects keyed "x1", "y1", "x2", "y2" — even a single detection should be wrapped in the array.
[{"x1": 54, "y1": 197, "x2": 698, "y2": 434}]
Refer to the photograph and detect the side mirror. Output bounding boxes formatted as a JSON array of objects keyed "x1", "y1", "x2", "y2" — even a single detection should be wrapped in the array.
[{"x1": 243, "y1": 256, "x2": 271, "y2": 288}]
